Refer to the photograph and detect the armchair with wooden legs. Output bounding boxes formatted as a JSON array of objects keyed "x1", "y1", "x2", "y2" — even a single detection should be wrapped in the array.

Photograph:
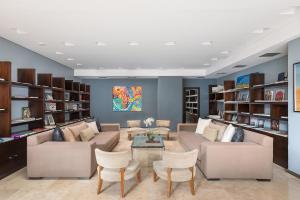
[
  {"x1": 95, "y1": 149, "x2": 141, "y2": 198},
  {"x1": 152, "y1": 149, "x2": 199, "y2": 197}
]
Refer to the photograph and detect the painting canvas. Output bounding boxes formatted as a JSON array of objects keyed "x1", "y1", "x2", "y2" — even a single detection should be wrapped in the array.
[
  {"x1": 236, "y1": 74, "x2": 250, "y2": 89},
  {"x1": 294, "y1": 63, "x2": 300, "y2": 111},
  {"x1": 112, "y1": 86, "x2": 142, "y2": 111}
]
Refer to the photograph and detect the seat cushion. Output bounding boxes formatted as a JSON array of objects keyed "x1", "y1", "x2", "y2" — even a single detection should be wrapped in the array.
[
  {"x1": 101, "y1": 160, "x2": 140, "y2": 182},
  {"x1": 153, "y1": 160, "x2": 196, "y2": 182},
  {"x1": 91, "y1": 131, "x2": 120, "y2": 151}
]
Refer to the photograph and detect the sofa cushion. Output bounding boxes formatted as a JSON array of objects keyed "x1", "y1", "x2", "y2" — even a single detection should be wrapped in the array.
[
  {"x1": 209, "y1": 123, "x2": 226, "y2": 141},
  {"x1": 91, "y1": 131, "x2": 120, "y2": 151},
  {"x1": 127, "y1": 120, "x2": 141, "y2": 128},
  {"x1": 195, "y1": 118, "x2": 211, "y2": 134},
  {"x1": 231, "y1": 127, "x2": 244, "y2": 142},
  {"x1": 86, "y1": 121, "x2": 100, "y2": 134},
  {"x1": 62, "y1": 127, "x2": 76, "y2": 142},
  {"x1": 69, "y1": 122, "x2": 88, "y2": 141},
  {"x1": 202, "y1": 127, "x2": 218, "y2": 142},
  {"x1": 156, "y1": 120, "x2": 170, "y2": 127},
  {"x1": 52, "y1": 127, "x2": 65, "y2": 141},
  {"x1": 80, "y1": 127, "x2": 96, "y2": 141},
  {"x1": 221, "y1": 124, "x2": 236, "y2": 142}
]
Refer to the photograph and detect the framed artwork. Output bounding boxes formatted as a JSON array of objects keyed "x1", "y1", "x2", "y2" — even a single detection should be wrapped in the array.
[
  {"x1": 275, "y1": 89, "x2": 285, "y2": 101},
  {"x1": 47, "y1": 115, "x2": 55, "y2": 125},
  {"x1": 294, "y1": 62, "x2": 300, "y2": 112},
  {"x1": 271, "y1": 120, "x2": 279, "y2": 131},
  {"x1": 112, "y1": 86, "x2": 142, "y2": 112},
  {"x1": 264, "y1": 90, "x2": 274, "y2": 101},
  {"x1": 22, "y1": 107, "x2": 31, "y2": 119},
  {"x1": 236, "y1": 74, "x2": 250, "y2": 89}
]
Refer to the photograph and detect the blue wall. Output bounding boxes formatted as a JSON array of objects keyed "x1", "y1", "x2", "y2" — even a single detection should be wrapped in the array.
[
  {"x1": 83, "y1": 79, "x2": 158, "y2": 128},
  {"x1": 183, "y1": 79, "x2": 217, "y2": 118},
  {"x1": 157, "y1": 77, "x2": 183, "y2": 130},
  {"x1": 288, "y1": 38, "x2": 300, "y2": 175}
]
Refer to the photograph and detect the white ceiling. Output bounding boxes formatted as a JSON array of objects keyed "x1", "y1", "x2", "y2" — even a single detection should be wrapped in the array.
[{"x1": 0, "y1": 0, "x2": 300, "y2": 78}]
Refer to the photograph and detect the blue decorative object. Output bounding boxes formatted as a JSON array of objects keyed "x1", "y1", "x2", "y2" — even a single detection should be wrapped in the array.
[
  {"x1": 52, "y1": 127, "x2": 65, "y2": 141},
  {"x1": 236, "y1": 74, "x2": 250, "y2": 89}
]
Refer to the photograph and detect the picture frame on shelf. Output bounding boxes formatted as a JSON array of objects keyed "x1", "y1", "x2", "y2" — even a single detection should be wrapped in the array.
[
  {"x1": 45, "y1": 93, "x2": 53, "y2": 100},
  {"x1": 47, "y1": 114, "x2": 55, "y2": 125},
  {"x1": 264, "y1": 90, "x2": 273, "y2": 101},
  {"x1": 64, "y1": 93, "x2": 70, "y2": 101},
  {"x1": 271, "y1": 120, "x2": 279, "y2": 131},
  {"x1": 275, "y1": 89, "x2": 285, "y2": 101},
  {"x1": 250, "y1": 118, "x2": 257, "y2": 127},
  {"x1": 294, "y1": 62, "x2": 300, "y2": 112},
  {"x1": 278, "y1": 72, "x2": 288, "y2": 82},
  {"x1": 258, "y1": 119, "x2": 264, "y2": 128},
  {"x1": 22, "y1": 107, "x2": 31, "y2": 119}
]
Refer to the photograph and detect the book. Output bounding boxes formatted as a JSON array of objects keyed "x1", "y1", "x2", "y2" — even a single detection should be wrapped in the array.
[{"x1": 275, "y1": 89, "x2": 285, "y2": 101}]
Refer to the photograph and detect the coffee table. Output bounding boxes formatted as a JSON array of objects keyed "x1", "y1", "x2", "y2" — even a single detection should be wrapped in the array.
[{"x1": 131, "y1": 135, "x2": 165, "y2": 167}]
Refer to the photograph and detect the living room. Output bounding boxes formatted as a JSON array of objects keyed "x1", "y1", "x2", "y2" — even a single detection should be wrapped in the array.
[{"x1": 1, "y1": 1, "x2": 300, "y2": 199}]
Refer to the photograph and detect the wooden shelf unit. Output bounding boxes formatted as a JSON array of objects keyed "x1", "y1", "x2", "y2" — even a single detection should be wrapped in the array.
[
  {"x1": 209, "y1": 72, "x2": 288, "y2": 168},
  {"x1": 183, "y1": 87, "x2": 200, "y2": 123},
  {"x1": 0, "y1": 62, "x2": 11, "y2": 137},
  {"x1": 208, "y1": 85, "x2": 224, "y2": 115}
]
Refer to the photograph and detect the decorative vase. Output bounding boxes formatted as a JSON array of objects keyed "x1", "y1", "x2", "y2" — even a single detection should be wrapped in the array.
[{"x1": 147, "y1": 133, "x2": 155, "y2": 142}]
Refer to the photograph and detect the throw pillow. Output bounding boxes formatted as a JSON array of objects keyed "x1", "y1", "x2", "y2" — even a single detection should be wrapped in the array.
[
  {"x1": 62, "y1": 127, "x2": 76, "y2": 142},
  {"x1": 87, "y1": 121, "x2": 100, "y2": 134},
  {"x1": 69, "y1": 122, "x2": 88, "y2": 141},
  {"x1": 221, "y1": 124, "x2": 236, "y2": 142},
  {"x1": 80, "y1": 127, "x2": 96, "y2": 141},
  {"x1": 195, "y1": 118, "x2": 211, "y2": 134},
  {"x1": 52, "y1": 127, "x2": 64, "y2": 141},
  {"x1": 209, "y1": 123, "x2": 226, "y2": 141},
  {"x1": 202, "y1": 127, "x2": 219, "y2": 142},
  {"x1": 231, "y1": 127, "x2": 245, "y2": 142}
]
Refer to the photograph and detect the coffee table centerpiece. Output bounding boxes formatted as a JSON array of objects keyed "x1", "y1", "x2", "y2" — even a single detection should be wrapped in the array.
[{"x1": 143, "y1": 117, "x2": 157, "y2": 142}]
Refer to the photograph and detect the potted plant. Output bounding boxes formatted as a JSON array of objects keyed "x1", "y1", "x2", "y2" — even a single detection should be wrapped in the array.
[{"x1": 143, "y1": 117, "x2": 155, "y2": 142}]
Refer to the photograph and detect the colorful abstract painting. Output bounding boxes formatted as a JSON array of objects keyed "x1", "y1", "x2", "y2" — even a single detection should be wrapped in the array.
[
  {"x1": 112, "y1": 86, "x2": 142, "y2": 112},
  {"x1": 294, "y1": 63, "x2": 300, "y2": 112}
]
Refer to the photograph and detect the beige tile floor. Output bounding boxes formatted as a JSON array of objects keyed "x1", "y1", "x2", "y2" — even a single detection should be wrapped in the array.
[{"x1": 0, "y1": 130, "x2": 300, "y2": 200}]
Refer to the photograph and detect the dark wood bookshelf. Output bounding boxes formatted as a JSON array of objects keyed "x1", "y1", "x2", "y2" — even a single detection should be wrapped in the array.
[{"x1": 0, "y1": 62, "x2": 11, "y2": 137}]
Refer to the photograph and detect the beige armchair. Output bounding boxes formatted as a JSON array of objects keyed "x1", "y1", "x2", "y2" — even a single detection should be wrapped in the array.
[
  {"x1": 153, "y1": 149, "x2": 199, "y2": 197},
  {"x1": 154, "y1": 120, "x2": 171, "y2": 140},
  {"x1": 95, "y1": 149, "x2": 141, "y2": 198}
]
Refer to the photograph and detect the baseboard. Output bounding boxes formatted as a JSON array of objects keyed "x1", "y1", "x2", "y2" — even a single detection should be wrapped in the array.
[{"x1": 286, "y1": 169, "x2": 300, "y2": 178}]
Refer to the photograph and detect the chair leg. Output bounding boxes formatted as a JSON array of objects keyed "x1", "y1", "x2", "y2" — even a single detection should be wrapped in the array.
[
  {"x1": 189, "y1": 167, "x2": 195, "y2": 195},
  {"x1": 136, "y1": 169, "x2": 141, "y2": 183},
  {"x1": 120, "y1": 168, "x2": 125, "y2": 198},
  {"x1": 97, "y1": 166, "x2": 103, "y2": 195},
  {"x1": 167, "y1": 168, "x2": 172, "y2": 197},
  {"x1": 153, "y1": 169, "x2": 159, "y2": 182}
]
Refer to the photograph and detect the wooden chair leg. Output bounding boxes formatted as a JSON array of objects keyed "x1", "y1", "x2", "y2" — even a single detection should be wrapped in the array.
[
  {"x1": 167, "y1": 168, "x2": 172, "y2": 197},
  {"x1": 189, "y1": 167, "x2": 195, "y2": 195},
  {"x1": 120, "y1": 168, "x2": 125, "y2": 198},
  {"x1": 153, "y1": 169, "x2": 158, "y2": 182},
  {"x1": 97, "y1": 166, "x2": 103, "y2": 195},
  {"x1": 136, "y1": 169, "x2": 141, "y2": 183}
]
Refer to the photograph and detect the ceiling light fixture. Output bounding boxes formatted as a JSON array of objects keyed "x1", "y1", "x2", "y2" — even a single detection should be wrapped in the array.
[
  {"x1": 220, "y1": 50, "x2": 230, "y2": 55},
  {"x1": 252, "y1": 28, "x2": 270, "y2": 34},
  {"x1": 203, "y1": 63, "x2": 210, "y2": 66},
  {"x1": 280, "y1": 8, "x2": 296, "y2": 15},
  {"x1": 128, "y1": 42, "x2": 139, "y2": 46},
  {"x1": 63, "y1": 42, "x2": 75, "y2": 47},
  {"x1": 211, "y1": 57, "x2": 218, "y2": 61},
  {"x1": 201, "y1": 41, "x2": 213, "y2": 46},
  {"x1": 67, "y1": 58, "x2": 74, "y2": 61},
  {"x1": 164, "y1": 41, "x2": 176, "y2": 46},
  {"x1": 76, "y1": 63, "x2": 82, "y2": 66},
  {"x1": 12, "y1": 28, "x2": 27, "y2": 34},
  {"x1": 55, "y1": 51, "x2": 64, "y2": 55},
  {"x1": 38, "y1": 42, "x2": 47, "y2": 46},
  {"x1": 96, "y1": 42, "x2": 106, "y2": 46}
]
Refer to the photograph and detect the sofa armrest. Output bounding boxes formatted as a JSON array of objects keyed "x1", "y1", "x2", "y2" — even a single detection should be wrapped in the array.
[
  {"x1": 100, "y1": 123, "x2": 120, "y2": 132},
  {"x1": 200, "y1": 142, "x2": 273, "y2": 179},
  {"x1": 177, "y1": 123, "x2": 197, "y2": 132}
]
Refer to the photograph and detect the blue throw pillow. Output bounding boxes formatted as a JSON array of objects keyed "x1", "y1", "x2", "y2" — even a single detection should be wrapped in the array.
[
  {"x1": 52, "y1": 127, "x2": 65, "y2": 141},
  {"x1": 231, "y1": 127, "x2": 244, "y2": 142}
]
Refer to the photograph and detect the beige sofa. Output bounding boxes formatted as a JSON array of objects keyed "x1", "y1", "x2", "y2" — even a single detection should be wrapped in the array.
[
  {"x1": 177, "y1": 122, "x2": 273, "y2": 180},
  {"x1": 27, "y1": 122, "x2": 120, "y2": 178}
]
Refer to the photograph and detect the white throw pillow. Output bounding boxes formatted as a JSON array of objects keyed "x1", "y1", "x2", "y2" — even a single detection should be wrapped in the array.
[
  {"x1": 195, "y1": 118, "x2": 211, "y2": 134},
  {"x1": 221, "y1": 124, "x2": 236, "y2": 142},
  {"x1": 87, "y1": 121, "x2": 100, "y2": 134}
]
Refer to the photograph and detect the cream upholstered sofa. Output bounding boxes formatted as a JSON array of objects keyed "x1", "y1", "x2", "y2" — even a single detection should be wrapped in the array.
[
  {"x1": 177, "y1": 121, "x2": 273, "y2": 180},
  {"x1": 27, "y1": 122, "x2": 120, "y2": 178}
]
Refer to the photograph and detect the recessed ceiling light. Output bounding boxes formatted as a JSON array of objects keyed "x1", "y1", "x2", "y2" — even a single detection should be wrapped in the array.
[
  {"x1": 216, "y1": 72, "x2": 227, "y2": 75},
  {"x1": 252, "y1": 28, "x2": 270, "y2": 34},
  {"x1": 12, "y1": 28, "x2": 27, "y2": 34},
  {"x1": 280, "y1": 8, "x2": 296, "y2": 15},
  {"x1": 211, "y1": 57, "x2": 218, "y2": 61},
  {"x1": 164, "y1": 41, "x2": 176, "y2": 46},
  {"x1": 55, "y1": 51, "x2": 64, "y2": 55},
  {"x1": 220, "y1": 50, "x2": 230, "y2": 55},
  {"x1": 76, "y1": 63, "x2": 82, "y2": 66},
  {"x1": 67, "y1": 58, "x2": 74, "y2": 61},
  {"x1": 38, "y1": 42, "x2": 47, "y2": 46},
  {"x1": 201, "y1": 41, "x2": 213, "y2": 46},
  {"x1": 96, "y1": 42, "x2": 107, "y2": 46},
  {"x1": 203, "y1": 63, "x2": 210, "y2": 66},
  {"x1": 63, "y1": 42, "x2": 75, "y2": 47},
  {"x1": 128, "y1": 42, "x2": 139, "y2": 46}
]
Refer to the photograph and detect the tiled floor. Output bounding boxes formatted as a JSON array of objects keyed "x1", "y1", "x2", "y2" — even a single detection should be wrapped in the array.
[{"x1": 0, "y1": 130, "x2": 299, "y2": 200}]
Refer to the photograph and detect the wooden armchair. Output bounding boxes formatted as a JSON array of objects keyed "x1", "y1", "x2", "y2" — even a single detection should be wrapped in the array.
[{"x1": 152, "y1": 149, "x2": 199, "y2": 197}]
